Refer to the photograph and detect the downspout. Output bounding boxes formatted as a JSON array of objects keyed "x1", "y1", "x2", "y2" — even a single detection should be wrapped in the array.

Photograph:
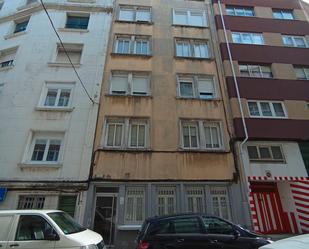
[{"x1": 218, "y1": 1, "x2": 251, "y2": 227}]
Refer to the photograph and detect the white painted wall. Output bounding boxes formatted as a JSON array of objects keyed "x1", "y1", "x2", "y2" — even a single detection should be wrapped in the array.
[
  {"x1": 0, "y1": 1, "x2": 112, "y2": 181},
  {"x1": 242, "y1": 141, "x2": 308, "y2": 178}
]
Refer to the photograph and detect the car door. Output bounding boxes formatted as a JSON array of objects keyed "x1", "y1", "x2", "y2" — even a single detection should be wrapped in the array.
[
  {"x1": 7, "y1": 215, "x2": 56, "y2": 249},
  {"x1": 0, "y1": 214, "x2": 15, "y2": 249},
  {"x1": 202, "y1": 216, "x2": 252, "y2": 249}
]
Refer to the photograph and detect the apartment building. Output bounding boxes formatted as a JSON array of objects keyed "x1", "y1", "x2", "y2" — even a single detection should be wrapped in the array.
[
  {"x1": 0, "y1": 0, "x2": 112, "y2": 222},
  {"x1": 84, "y1": 0, "x2": 246, "y2": 248},
  {"x1": 213, "y1": 0, "x2": 309, "y2": 234}
]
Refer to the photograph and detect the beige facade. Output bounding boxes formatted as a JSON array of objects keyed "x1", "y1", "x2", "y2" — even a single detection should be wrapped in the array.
[{"x1": 93, "y1": 0, "x2": 235, "y2": 181}]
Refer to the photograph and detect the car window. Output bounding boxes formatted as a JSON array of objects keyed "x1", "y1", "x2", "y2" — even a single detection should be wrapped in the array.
[
  {"x1": 15, "y1": 215, "x2": 54, "y2": 241},
  {"x1": 202, "y1": 217, "x2": 234, "y2": 235},
  {"x1": 148, "y1": 220, "x2": 173, "y2": 235},
  {"x1": 173, "y1": 217, "x2": 201, "y2": 233}
]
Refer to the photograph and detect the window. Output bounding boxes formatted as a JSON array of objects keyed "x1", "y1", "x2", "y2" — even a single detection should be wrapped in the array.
[
  {"x1": 17, "y1": 196, "x2": 45, "y2": 209},
  {"x1": 115, "y1": 35, "x2": 150, "y2": 55},
  {"x1": 55, "y1": 43, "x2": 83, "y2": 64},
  {"x1": 110, "y1": 72, "x2": 150, "y2": 96},
  {"x1": 14, "y1": 18, "x2": 30, "y2": 33},
  {"x1": 226, "y1": 6, "x2": 254, "y2": 16},
  {"x1": 40, "y1": 83, "x2": 73, "y2": 108},
  {"x1": 204, "y1": 122, "x2": 222, "y2": 149},
  {"x1": 173, "y1": 217, "x2": 201, "y2": 233},
  {"x1": 65, "y1": 14, "x2": 89, "y2": 29},
  {"x1": 0, "y1": 47, "x2": 17, "y2": 69},
  {"x1": 118, "y1": 6, "x2": 151, "y2": 23},
  {"x1": 210, "y1": 187, "x2": 231, "y2": 220},
  {"x1": 104, "y1": 117, "x2": 149, "y2": 149},
  {"x1": 58, "y1": 195, "x2": 77, "y2": 218},
  {"x1": 0, "y1": 83, "x2": 4, "y2": 94},
  {"x1": 182, "y1": 121, "x2": 199, "y2": 149},
  {"x1": 125, "y1": 187, "x2": 145, "y2": 223},
  {"x1": 282, "y1": 35, "x2": 308, "y2": 48},
  {"x1": 172, "y1": 9, "x2": 207, "y2": 27},
  {"x1": 26, "y1": 0, "x2": 37, "y2": 5},
  {"x1": 239, "y1": 64, "x2": 272, "y2": 78},
  {"x1": 181, "y1": 120, "x2": 223, "y2": 150},
  {"x1": 232, "y1": 32, "x2": 264, "y2": 45},
  {"x1": 294, "y1": 66, "x2": 309, "y2": 80},
  {"x1": 0, "y1": 2, "x2": 4, "y2": 10},
  {"x1": 247, "y1": 145, "x2": 285, "y2": 162},
  {"x1": 186, "y1": 187, "x2": 205, "y2": 213},
  {"x1": 178, "y1": 75, "x2": 216, "y2": 99},
  {"x1": 27, "y1": 132, "x2": 64, "y2": 164},
  {"x1": 176, "y1": 39, "x2": 210, "y2": 58},
  {"x1": 15, "y1": 215, "x2": 54, "y2": 241},
  {"x1": 273, "y1": 9, "x2": 294, "y2": 20},
  {"x1": 203, "y1": 217, "x2": 234, "y2": 235},
  {"x1": 248, "y1": 101, "x2": 287, "y2": 118},
  {"x1": 157, "y1": 187, "x2": 176, "y2": 216}
]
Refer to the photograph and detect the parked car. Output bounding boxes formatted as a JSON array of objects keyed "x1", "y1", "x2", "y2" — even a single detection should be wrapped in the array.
[
  {"x1": 259, "y1": 234, "x2": 309, "y2": 249},
  {"x1": 136, "y1": 213, "x2": 273, "y2": 249},
  {"x1": 0, "y1": 209, "x2": 105, "y2": 249}
]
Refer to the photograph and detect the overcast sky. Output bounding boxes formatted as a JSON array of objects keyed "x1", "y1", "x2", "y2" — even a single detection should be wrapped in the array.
[{"x1": 303, "y1": 0, "x2": 309, "y2": 4}]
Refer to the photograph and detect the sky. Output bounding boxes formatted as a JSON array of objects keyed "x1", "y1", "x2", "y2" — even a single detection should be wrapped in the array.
[{"x1": 303, "y1": 0, "x2": 309, "y2": 4}]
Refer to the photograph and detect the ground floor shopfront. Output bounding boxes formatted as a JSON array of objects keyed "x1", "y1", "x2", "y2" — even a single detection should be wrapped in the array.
[
  {"x1": 0, "y1": 181, "x2": 87, "y2": 223},
  {"x1": 248, "y1": 177, "x2": 309, "y2": 235},
  {"x1": 83, "y1": 181, "x2": 247, "y2": 249}
]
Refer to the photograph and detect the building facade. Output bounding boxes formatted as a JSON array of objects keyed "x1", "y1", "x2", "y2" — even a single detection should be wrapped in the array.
[
  {"x1": 85, "y1": 0, "x2": 246, "y2": 248},
  {"x1": 213, "y1": 0, "x2": 309, "y2": 234},
  {"x1": 0, "y1": 0, "x2": 112, "y2": 222}
]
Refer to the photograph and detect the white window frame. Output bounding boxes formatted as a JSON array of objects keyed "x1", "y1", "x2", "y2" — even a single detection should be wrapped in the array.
[
  {"x1": 124, "y1": 187, "x2": 145, "y2": 224},
  {"x1": 177, "y1": 75, "x2": 216, "y2": 99},
  {"x1": 247, "y1": 144, "x2": 285, "y2": 163},
  {"x1": 157, "y1": 187, "x2": 176, "y2": 216},
  {"x1": 109, "y1": 72, "x2": 150, "y2": 96},
  {"x1": 128, "y1": 119, "x2": 148, "y2": 149},
  {"x1": 175, "y1": 39, "x2": 210, "y2": 59},
  {"x1": 225, "y1": 6, "x2": 255, "y2": 16},
  {"x1": 247, "y1": 101, "x2": 287, "y2": 119},
  {"x1": 13, "y1": 16, "x2": 30, "y2": 34},
  {"x1": 180, "y1": 120, "x2": 224, "y2": 151},
  {"x1": 282, "y1": 35, "x2": 308, "y2": 48},
  {"x1": 0, "y1": 47, "x2": 18, "y2": 69},
  {"x1": 181, "y1": 121, "x2": 199, "y2": 149},
  {"x1": 38, "y1": 82, "x2": 75, "y2": 110},
  {"x1": 65, "y1": 13, "x2": 90, "y2": 30},
  {"x1": 118, "y1": 6, "x2": 151, "y2": 23},
  {"x1": 172, "y1": 9, "x2": 207, "y2": 27},
  {"x1": 239, "y1": 64, "x2": 273, "y2": 78},
  {"x1": 232, "y1": 32, "x2": 264, "y2": 45},
  {"x1": 17, "y1": 195, "x2": 45, "y2": 209},
  {"x1": 210, "y1": 187, "x2": 231, "y2": 220},
  {"x1": 273, "y1": 9, "x2": 294, "y2": 20},
  {"x1": 204, "y1": 122, "x2": 222, "y2": 150},
  {"x1": 186, "y1": 186, "x2": 205, "y2": 213},
  {"x1": 24, "y1": 132, "x2": 64, "y2": 165},
  {"x1": 294, "y1": 66, "x2": 309, "y2": 80},
  {"x1": 103, "y1": 117, "x2": 149, "y2": 149},
  {"x1": 114, "y1": 35, "x2": 151, "y2": 55}
]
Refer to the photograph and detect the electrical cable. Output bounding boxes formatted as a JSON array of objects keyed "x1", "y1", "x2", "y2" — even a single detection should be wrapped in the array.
[{"x1": 39, "y1": 0, "x2": 97, "y2": 104}]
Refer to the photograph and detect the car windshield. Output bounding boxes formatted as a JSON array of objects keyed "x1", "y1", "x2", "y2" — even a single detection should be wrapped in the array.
[{"x1": 48, "y1": 212, "x2": 86, "y2": 235}]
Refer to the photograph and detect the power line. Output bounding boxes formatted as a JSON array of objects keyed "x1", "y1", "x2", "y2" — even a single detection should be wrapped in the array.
[{"x1": 39, "y1": 0, "x2": 97, "y2": 104}]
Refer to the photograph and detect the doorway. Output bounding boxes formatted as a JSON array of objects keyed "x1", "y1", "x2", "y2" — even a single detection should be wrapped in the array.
[{"x1": 93, "y1": 194, "x2": 117, "y2": 247}]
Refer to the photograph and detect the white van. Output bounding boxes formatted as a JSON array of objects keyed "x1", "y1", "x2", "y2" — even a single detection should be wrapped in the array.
[{"x1": 0, "y1": 210, "x2": 105, "y2": 249}]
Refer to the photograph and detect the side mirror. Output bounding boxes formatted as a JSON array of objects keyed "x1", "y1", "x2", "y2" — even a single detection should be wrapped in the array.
[
  {"x1": 233, "y1": 230, "x2": 241, "y2": 240},
  {"x1": 45, "y1": 232, "x2": 60, "y2": 241}
]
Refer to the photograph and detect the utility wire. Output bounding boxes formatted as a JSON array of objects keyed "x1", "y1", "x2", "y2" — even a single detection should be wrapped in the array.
[{"x1": 39, "y1": 0, "x2": 97, "y2": 104}]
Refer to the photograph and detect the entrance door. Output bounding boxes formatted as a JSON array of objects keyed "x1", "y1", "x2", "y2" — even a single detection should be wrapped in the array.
[
  {"x1": 250, "y1": 182, "x2": 288, "y2": 234},
  {"x1": 93, "y1": 195, "x2": 117, "y2": 247}
]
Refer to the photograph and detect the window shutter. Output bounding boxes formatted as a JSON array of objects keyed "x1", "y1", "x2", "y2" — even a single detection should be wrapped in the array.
[
  {"x1": 198, "y1": 78, "x2": 214, "y2": 98},
  {"x1": 58, "y1": 196, "x2": 77, "y2": 217},
  {"x1": 132, "y1": 76, "x2": 148, "y2": 95},
  {"x1": 111, "y1": 75, "x2": 128, "y2": 94}
]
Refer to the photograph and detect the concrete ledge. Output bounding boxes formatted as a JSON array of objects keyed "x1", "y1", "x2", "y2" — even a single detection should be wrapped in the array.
[
  {"x1": 48, "y1": 62, "x2": 81, "y2": 68},
  {"x1": 58, "y1": 28, "x2": 89, "y2": 33},
  {"x1": 18, "y1": 163, "x2": 63, "y2": 169},
  {"x1": 4, "y1": 31, "x2": 27, "y2": 40},
  {"x1": 35, "y1": 106, "x2": 74, "y2": 112}
]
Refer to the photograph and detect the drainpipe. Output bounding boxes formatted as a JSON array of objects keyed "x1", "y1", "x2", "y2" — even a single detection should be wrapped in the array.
[{"x1": 218, "y1": 1, "x2": 251, "y2": 228}]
